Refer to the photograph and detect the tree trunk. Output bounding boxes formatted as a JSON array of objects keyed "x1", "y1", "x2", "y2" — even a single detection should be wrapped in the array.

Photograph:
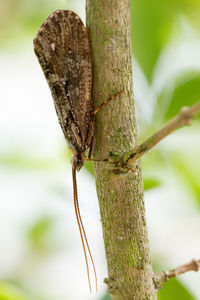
[{"x1": 86, "y1": 1, "x2": 156, "y2": 299}]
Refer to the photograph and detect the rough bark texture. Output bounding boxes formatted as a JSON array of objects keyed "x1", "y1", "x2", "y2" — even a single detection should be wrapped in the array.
[{"x1": 86, "y1": 1, "x2": 156, "y2": 299}]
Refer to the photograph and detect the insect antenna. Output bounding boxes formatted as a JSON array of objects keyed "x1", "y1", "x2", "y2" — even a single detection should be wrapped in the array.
[{"x1": 72, "y1": 166, "x2": 98, "y2": 293}]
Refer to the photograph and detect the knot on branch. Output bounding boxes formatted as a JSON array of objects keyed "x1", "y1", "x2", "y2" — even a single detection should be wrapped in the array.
[
  {"x1": 190, "y1": 259, "x2": 200, "y2": 272},
  {"x1": 180, "y1": 106, "x2": 193, "y2": 125},
  {"x1": 153, "y1": 272, "x2": 167, "y2": 290},
  {"x1": 104, "y1": 277, "x2": 118, "y2": 294}
]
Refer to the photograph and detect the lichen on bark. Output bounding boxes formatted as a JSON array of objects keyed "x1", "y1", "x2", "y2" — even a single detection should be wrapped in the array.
[{"x1": 86, "y1": 0, "x2": 156, "y2": 299}]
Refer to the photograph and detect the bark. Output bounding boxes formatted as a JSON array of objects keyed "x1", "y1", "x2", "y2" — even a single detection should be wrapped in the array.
[{"x1": 86, "y1": 1, "x2": 156, "y2": 299}]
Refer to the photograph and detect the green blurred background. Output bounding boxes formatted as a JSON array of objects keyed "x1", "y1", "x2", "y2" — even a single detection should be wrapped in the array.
[{"x1": 0, "y1": 0, "x2": 200, "y2": 299}]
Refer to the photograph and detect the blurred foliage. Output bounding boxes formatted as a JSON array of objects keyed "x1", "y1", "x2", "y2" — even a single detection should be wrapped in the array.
[
  {"x1": 155, "y1": 71, "x2": 200, "y2": 122},
  {"x1": 143, "y1": 177, "x2": 161, "y2": 190},
  {"x1": 157, "y1": 278, "x2": 195, "y2": 300},
  {"x1": 131, "y1": 0, "x2": 200, "y2": 81},
  {"x1": 100, "y1": 293, "x2": 111, "y2": 300},
  {"x1": 1, "y1": 0, "x2": 200, "y2": 299},
  {"x1": 27, "y1": 215, "x2": 55, "y2": 252},
  {"x1": 131, "y1": 0, "x2": 173, "y2": 82},
  {"x1": 0, "y1": 282, "x2": 33, "y2": 300},
  {"x1": 84, "y1": 160, "x2": 94, "y2": 176},
  {"x1": 0, "y1": 0, "x2": 69, "y2": 49},
  {"x1": 0, "y1": 153, "x2": 55, "y2": 170},
  {"x1": 170, "y1": 152, "x2": 200, "y2": 209},
  {"x1": 166, "y1": 73, "x2": 200, "y2": 120}
]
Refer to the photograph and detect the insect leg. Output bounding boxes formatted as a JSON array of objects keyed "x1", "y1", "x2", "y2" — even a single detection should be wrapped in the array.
[
  {"x1": 93, "y1": 90, "x2": 124, "y2": 114},
  {"x1": 85, "y1": 157, "x2": 113, "y2": 163},
  {"x1": 86, "y1": 157, "x2": 136, "y2": 173}
]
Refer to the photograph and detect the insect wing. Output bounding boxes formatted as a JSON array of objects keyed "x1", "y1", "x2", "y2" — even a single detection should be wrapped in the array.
[{"x1": 33, "y1": 10, "x2": 92, "y2": 153}]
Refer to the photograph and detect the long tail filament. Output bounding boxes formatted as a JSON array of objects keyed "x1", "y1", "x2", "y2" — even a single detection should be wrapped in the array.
[{"x1": 72, "y1": 166, "x2": 98, "y2": 293}]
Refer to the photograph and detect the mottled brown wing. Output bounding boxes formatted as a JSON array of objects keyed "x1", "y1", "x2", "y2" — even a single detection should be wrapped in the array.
[{"x1": 33, "y1": 10, "x2": 92, "y2": 154}]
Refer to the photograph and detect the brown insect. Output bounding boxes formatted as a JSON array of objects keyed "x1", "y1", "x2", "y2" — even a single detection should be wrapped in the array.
[
  {"x1": 33, "y1": 9, "x2": 96, "y2": 292},
  {"x1": 33, "y1": 9, "x2": 123, "y2": 293}
]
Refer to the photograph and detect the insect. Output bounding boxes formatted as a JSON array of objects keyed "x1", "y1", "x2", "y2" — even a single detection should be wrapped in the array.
[
  {"x1": 33, "y1": 9, "x2": 96, "y2": 292},
  {"x1": 33, "y1": 9, "x2": 123, "y2": 293}
]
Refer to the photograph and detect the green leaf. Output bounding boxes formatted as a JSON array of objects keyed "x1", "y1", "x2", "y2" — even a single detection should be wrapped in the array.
[
  {"x1": 130, "y1": 0, "x2": 200, "y2": 81},
  {"x1": 158, "y1": 72, "x2": 200, "y2": 122},
  {"x1": 143, "y1": 177, "x2": 161, "y2": 190},
  {"x1": 157, "y1": 278, "x2": 195, "y2": 300},
  {"x1": 130, "y1": 0, "x2": 180, "y2": 81},
  {"x1": 179, "y1": 0, "x2": 200, "y2": 31}
]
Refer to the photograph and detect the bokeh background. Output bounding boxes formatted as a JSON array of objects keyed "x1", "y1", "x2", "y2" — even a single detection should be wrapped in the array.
[{"x1": 1, "y1": 0, "x2": 200, "y2": 299}]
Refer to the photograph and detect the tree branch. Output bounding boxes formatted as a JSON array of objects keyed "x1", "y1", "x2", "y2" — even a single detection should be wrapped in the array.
[
  {"x1": 154, "y1": 259, "x2": 200, "y2": 290},
  {"x1": 86, "y1": 0, "x2": 156, "y2": 298},
  {"x1": 124, "y1": 101, "x2": 200, "y2": 165}
]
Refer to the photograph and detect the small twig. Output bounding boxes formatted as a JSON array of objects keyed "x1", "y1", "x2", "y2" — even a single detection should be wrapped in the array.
[
  {"x1": 153, "y1": 259, "x2": 200, "y2": 290},
  {"x1": 124, "y1": 101, "x2": 200, "y2": 165}
]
